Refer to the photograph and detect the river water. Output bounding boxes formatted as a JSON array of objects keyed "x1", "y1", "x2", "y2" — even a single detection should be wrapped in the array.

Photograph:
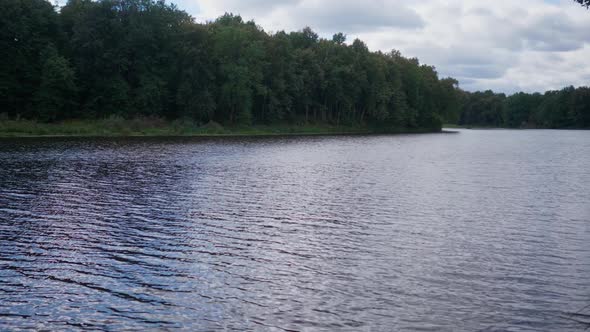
[{"x1": 0, "y1": 129, "x2": 589, "y2": 331}]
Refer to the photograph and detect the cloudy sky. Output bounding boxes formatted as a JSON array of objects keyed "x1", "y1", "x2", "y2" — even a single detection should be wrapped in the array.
[{"x1": 173, "y1": 0, "x2": 590, "y2": 93}]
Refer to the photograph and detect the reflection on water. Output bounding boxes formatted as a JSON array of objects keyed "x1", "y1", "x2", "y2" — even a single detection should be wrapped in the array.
[{"x1": 1, "y1": 130, "x2": 589, "y2": 331}]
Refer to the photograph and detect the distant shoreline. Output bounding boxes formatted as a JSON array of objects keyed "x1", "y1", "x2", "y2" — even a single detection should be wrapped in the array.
[{"x1": 443, "y1": 124, "x2": 590, "y2": 130}]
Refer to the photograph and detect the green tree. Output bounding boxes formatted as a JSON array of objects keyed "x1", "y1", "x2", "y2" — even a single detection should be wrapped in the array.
[
  {"x1": 210, "y1": 14, "x2": 266, "y2": 125},
  {"x1": 332, "y1": 32, "x2": 346, "y2": 45},
  {"x1": 34, "y1": 45, "x2": 78, "y2": 122},
  {"x1": 572, "y1": 87, "x2": 590, "y2": 127},
  {"x1": 259, "y1": 31, "x2": 296, "y2": 123},
  {"x1": 0, "y1": 0, "x2": 59, "y2": 118},
  {"x1": 438, "y1": 78, "x2": 462, "y2": 124},
  {"x1": 173, "y1": 24, "x2": 215, "y2": 122},
  {"x1": 3, "y1": 0, "x2": 528, "y2": 132},
  {"x1": 459, "y1": 91, "x2": 506, "y2": 127}
]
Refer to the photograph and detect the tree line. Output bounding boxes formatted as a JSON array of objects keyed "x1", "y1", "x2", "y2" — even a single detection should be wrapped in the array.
[
  {"x1": 446, "y1": 0, "x2": 590, "y2": 129},
  {"x1": 2, "y1": 0, "x2": 588, "y2": 131},
  {"x1": 1, "y1": 0, "x2": 465, "y2": 131},
  {"x1": 457, "y1": 87, "x2": 590, "y2": 129}
]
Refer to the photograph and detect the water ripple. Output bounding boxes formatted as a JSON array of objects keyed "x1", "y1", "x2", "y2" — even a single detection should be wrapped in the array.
[{"x1": 0, "y1": 131, "x2": 589, "y2": 331}]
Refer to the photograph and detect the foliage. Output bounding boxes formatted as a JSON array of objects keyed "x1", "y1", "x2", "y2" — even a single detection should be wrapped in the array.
[
  {"x1": 0, "y1": 0, "x2": 465, "y2": 132},
  {"x1": 34, "y1": 45, "x2": 78, "y2": 121},
  {"x1": 457, "y1": 87, "x2": 590, "y2": 129},
  {"x1": 2, "y1": 0, "x2": 586, "y2": 132},
  {"x1": 0, "y1": 0, "x2": 59, "y2": 118}
]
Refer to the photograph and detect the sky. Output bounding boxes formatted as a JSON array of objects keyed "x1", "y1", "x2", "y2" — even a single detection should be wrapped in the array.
[{"x1": 172, "y1": 0, "x2": 590, "y2": 94}]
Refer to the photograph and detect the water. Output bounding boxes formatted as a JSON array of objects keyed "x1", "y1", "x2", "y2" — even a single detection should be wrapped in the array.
[{"x1": 0, "y1": 129, "x2": 589, "y2": 331}]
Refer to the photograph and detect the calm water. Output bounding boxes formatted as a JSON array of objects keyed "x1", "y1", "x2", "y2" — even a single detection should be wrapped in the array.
[{"x1": 0, "y1": 129, "x2": 589, "y2": 331}]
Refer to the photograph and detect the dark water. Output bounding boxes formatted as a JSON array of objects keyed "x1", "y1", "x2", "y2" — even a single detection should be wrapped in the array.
[{"x1": 0, "y1": 130, "x2": 589, "y2": 331}]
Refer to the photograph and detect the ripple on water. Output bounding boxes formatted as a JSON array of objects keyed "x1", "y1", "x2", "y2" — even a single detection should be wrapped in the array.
[{"x1": 0, "y1": 131, "x2": 589, "y2": 331}]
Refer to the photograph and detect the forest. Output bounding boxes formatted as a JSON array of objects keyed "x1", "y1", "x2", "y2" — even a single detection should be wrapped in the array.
[
  {"x1": 0, "y1": 0, "x2": 462, "y2": 133},
  {"x1": 457, "y1": 88, "x2": 590, "y2": 129},
  {"x1": 1, "y1": 0, "x2": 588, "y2": 135}
]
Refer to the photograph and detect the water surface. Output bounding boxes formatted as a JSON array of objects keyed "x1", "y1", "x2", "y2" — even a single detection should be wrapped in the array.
[{"x1": 1, "y1": 129, "x2": 589, "y2": 331}]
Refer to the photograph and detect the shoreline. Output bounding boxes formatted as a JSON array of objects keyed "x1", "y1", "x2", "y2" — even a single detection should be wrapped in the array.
[
  {"x1": 444, "y1": 124, "x2": 590, "y2": 130},
  {"x1": 0, "y1": 119, "x2": 446, "y2": 138},
  {"x1": 0, "y1": 129, "x2": 451, "y2": 139}
]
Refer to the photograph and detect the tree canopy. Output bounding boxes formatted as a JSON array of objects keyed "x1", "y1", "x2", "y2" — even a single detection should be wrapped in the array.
[
  {"x1": 1, "y1": 0, "x2": 587, "y2": 131},
  {"x1": 0, "y1": 0, "x2": 463, "y2": 132},
  {"x1": 457, "y1": 87, "x2": 590, "y2": 129}
]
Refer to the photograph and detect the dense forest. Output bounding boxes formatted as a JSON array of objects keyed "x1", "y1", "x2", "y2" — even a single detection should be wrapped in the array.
[
  {"x1": 1, "y1": 0, "x2": 588, "y2": 134},
  {"x1": 457, "y1": 87, "x2": 590, "y2": 129},
  {"x1": 0, "y1": 0, "x2": 464, "y2": 132}
]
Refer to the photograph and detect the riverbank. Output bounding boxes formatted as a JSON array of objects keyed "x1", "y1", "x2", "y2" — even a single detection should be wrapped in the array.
[{"x1": 0, "y1": 118, "x2": 441, "y2": 138}]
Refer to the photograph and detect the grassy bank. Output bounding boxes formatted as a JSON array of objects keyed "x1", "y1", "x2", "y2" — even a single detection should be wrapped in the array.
[{"x1": 0, "y1": 118, "x2": 441, "y2": 138}]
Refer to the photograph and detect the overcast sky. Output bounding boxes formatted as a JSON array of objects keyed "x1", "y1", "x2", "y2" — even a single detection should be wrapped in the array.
[{"x1": 173, "y1": 0, "x2": 590, "y2": 94}]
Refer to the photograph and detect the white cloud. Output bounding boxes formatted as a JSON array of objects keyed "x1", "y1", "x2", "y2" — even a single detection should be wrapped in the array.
[{"x1": 173, "y1": 0, "x2": 590, "y2": 93}]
